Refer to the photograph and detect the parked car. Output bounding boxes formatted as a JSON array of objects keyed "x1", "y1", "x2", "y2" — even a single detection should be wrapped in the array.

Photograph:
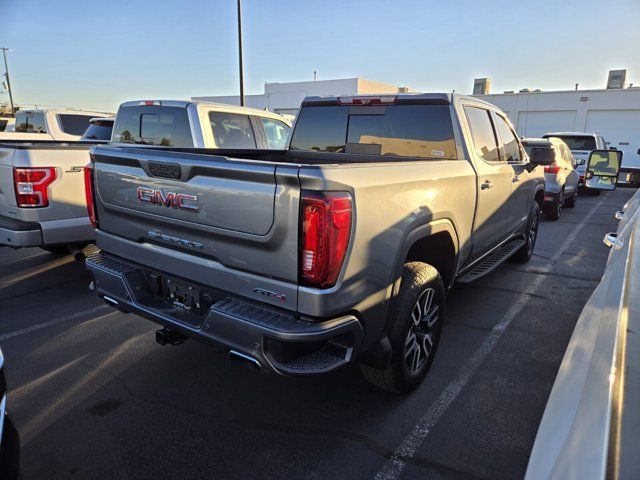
[
  {"x1": 522, "y1": 137, "x2": 579, "y2": 220},
  {"x1": 526, "y1": 151, "x2": 639, "y2": 480},
  {"x1": 542, "y1": 132, "x2": 606, "y2": 193},
  {"x1": 80, "y1": 117, "x2": 114, "y2": 141},
  {"x1": 0, "y1": 109, "x2": 111, "y2": 141},
  {"x1": 85, "y1": 93, "x2": 552, "y2": 392},
  {"x1": 0, "y1": 348, "x2": 20, "y2": 480},
  {"x1": 0, "y1": 101, "x2": 290, "y2": 255},
  {"x1": 110, "y1": 100, "x2": 292, "y2": 149}
]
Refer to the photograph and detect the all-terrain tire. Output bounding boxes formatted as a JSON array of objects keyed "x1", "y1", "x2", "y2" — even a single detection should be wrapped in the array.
[{"x1": 360, "y1": 262, "x2": 444, "y2": 393}]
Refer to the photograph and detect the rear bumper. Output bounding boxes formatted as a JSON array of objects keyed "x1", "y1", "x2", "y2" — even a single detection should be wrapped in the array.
[
  {"x1": 0, "y1": 214, "x2": 42, "y2": 247},
  {"x1": 543, "y1": 190, "x2": 562, "y2": 205},
  {"x1": 0, "y1": 214, "x2": 94, "y2": 248},
  {"x1": 86, "y1": 252, "x2": 364, "y2": 375}
]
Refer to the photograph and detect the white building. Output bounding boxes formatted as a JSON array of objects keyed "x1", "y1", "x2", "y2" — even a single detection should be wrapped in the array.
[
  {"x1": 475, "y1": 86, "x2": 640, "y2": 167},
  {"x1": 192, "y1": 77, "x2": 415, "y2": 117}
]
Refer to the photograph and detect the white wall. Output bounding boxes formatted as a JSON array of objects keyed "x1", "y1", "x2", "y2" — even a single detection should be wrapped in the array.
[
  {"x1": 193, "y1": 77, "x2": 405, "y2": 116},
  {"x1": 476, "y1": 88, "x2": 640, "y2": 168}
]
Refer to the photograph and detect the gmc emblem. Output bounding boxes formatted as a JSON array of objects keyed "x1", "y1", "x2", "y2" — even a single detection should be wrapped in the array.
[{"x1": 137, "y1": 187, "x2": 199, "y2": 212}]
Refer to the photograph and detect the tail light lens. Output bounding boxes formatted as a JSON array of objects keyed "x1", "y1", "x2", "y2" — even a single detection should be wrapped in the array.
[
  {"x1": 13, "y1": 167, "x2": 56, "y2": 207},
  {"x1": 84, "y1": 165, "x2": 98, "y2": 228},
  {"x1": 300, "y1": 191, "x2": 352, "y2": 288},
  {"x1": 545, "y1": 163, "x2": 561, "y2": 174}
]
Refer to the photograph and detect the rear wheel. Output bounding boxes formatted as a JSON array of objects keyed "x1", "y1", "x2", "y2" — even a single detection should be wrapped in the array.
[
  {"x1": 512, "y1": 202, "x2": 540, "y2": 263},
  {"x1": 543, "y1": 192, "x2": 562, "y2": 220},
  {"x1": 360, "y1": 262, "x2": 444, "y2": 393},
  {"x1": 565, "y1": 188, "x2": 577, "y2": 208}
]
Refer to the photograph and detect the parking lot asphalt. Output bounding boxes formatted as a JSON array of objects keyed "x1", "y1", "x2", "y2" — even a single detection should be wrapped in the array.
[{"x1": 0, "y1": 188, "x2": 634, "y2": 480}]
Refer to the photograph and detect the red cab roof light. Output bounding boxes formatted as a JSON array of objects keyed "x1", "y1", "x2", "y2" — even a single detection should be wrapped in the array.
[
  {"x1": 139, "y1": 100, "x2": 162, "y2": 106},
  {"x1": 337, "y1": 96, "x2": 397, "y2": 106}
]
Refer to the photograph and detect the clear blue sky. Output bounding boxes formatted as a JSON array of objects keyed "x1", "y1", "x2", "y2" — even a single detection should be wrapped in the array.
[{"x1": 2, "y1": 0, "x2": 639, "y2": 112}]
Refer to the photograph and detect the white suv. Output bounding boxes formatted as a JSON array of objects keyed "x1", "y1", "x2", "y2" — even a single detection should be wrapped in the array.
[{"x1": 543, "y1": 132, "x2": 606, "y2": 189}]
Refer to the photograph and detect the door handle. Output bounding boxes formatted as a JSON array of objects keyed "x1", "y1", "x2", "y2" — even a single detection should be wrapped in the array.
[{"x1": 481, "y1": 180, "x2": 493, "y2": 190}]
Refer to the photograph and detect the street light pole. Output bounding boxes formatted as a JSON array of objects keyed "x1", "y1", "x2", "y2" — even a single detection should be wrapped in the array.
[
  {"x1": 1, "y1": 48, "x2": 15, "y2": 116},
  {"x1": 237, "y1": 0, "x2": 245, "y2": 106}
]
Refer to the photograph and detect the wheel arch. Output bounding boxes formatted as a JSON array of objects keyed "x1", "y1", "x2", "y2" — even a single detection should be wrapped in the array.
[{"x1": 391, "y1": 219, "x2": 459, "y2": 297}]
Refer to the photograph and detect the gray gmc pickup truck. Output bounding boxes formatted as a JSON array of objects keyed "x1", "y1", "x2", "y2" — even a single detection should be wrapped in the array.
[{"x1": 86, "y1": 94, "x2": 550, "y2": 392}]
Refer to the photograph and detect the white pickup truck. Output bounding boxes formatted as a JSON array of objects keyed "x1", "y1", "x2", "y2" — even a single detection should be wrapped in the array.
[
  {"x1": 0, "y1": 109, "x2": 110, "y2": 141},
  {"x1": 0, "y1": 100, "x2": 292, "y2": 255}
]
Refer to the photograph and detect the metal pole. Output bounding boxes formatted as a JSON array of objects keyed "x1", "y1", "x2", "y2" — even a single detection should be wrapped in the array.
[
  {"x1": 1, "y1": 48, "x2": 15, "y2": 116},
  {"x1": 237, "y1": 0, "x2": 245, "y2": 106}
]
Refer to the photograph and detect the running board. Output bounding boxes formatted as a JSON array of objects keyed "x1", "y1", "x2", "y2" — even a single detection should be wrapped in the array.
[{"x1": 457, "y1": 239, "x2": 525, "y2": 284}]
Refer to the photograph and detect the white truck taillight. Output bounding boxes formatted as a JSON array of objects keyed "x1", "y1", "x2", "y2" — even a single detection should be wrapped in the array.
[
  {"x1": 83, "y1": 165, "x2": 98, "y2": 228},
  {"x1": 300, "y1": 191, "x2": 352, "y2": 288},
  {"x1": 13, "y1": 167, "x2": 56, "y2": 208}
]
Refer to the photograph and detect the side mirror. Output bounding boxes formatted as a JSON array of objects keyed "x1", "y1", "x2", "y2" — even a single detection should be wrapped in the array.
[
  {"x1": 585, "y1": 149, "x2": 623, "y2": 191},
  {"x1": 528, "y1": 147, "x2": 555, "y2": 167}
]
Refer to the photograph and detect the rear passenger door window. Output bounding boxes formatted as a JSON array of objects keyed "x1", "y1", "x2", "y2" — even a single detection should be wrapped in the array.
[
  {"x1": 259, "y1": 117, "x2": 290, "y2": 149},
  {"x1": 494, "y1": 114, "x2": 522, "y2": 163},
  {"x1": 209, "y1": 112, "x2": 256, "y2": 149},
  {"x1": 464, "y1": 107, "x2": 500, "y2": 162}
]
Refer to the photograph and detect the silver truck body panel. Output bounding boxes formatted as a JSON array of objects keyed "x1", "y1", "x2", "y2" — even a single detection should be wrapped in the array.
[{"x1": 87, "y1": 93, "x2": 545, "y2": 371}]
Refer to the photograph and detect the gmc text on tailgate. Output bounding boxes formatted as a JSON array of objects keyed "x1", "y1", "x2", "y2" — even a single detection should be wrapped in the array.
[{"x1": 85, "y1": 94, "x2": 551, "y2": 392}]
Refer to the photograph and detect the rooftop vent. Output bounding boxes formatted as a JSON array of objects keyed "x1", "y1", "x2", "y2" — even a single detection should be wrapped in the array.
[
  {"x1": 607, "y1": 69, "x2": 627, "y2": 89},
  {"x1": 473, "y1": 78, "x2": 491, "y2": 95}
]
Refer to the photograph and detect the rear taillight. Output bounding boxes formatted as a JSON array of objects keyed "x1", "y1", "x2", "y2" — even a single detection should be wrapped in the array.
[
  {"x1": 544, "y1": 163, "x2": 561, "y2": 174},
  {"x1": 300, "y1": 191, "x2": 352, "y2": 288},
  {"x1": 13, "y1": 167, "x2": 56, "y2": 208},
  {"x1": 84, "y1": 165, "x2": 98, "y2": 228}
]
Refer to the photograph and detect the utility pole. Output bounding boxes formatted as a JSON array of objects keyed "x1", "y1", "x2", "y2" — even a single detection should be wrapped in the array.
[
  {"x1": 237, "y1": 0, "x2": 245, "y2": 106},
  {"x1": 1, "y1": 48, "x2": 15, "y2": 116}
]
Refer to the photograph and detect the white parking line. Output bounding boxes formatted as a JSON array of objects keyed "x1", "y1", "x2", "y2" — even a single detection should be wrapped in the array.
[
  {"x1": 0, "y1": 304, "x2": 110, "y2": 341},
  {"x1": 374, "y1": 194, "x2": 608, "y2": 480}
]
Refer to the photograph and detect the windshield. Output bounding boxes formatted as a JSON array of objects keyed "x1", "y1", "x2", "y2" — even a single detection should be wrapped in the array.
[
  {"x1": 14, "y1": 111, "x2": 47, "y2": 133},
  {"x1": 81, "y1": 121, "x2": 114, "y2": 140},
  {"x1": 546, "y1": 135, "x2": 596, "y2": 151},
  {"x1": 290, "y1": 104, "x2": 456, "y2": 159}
]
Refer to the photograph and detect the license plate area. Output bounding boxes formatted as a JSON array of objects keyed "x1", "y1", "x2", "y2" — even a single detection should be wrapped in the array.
[{"x1": 163, "y1": 277, "x2": 202, "y2": 314}]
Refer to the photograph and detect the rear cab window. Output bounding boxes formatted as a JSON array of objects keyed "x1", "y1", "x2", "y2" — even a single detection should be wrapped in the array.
[
  {"x1": 290, "y1": 103, "x2": 456, "y2": 159},
  {"x1": 544, "y1": 135, "x2": 597, "y2": 151},
  {"x1": 15, "y1": 111, "x2": 47, "y2": 133},
  {"x1": 112, "y1": 105, "x2": 194, "y2": 147},
  {"x1": 58, "y1": 114, "x2": 94, "y2": 136}
]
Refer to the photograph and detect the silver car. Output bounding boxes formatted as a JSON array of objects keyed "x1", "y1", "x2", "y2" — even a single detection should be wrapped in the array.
[{"x1": 523, "y1": 137, "x2": 580, "y2": 220}]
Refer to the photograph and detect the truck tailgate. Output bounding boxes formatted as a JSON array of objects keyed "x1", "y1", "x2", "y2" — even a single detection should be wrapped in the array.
[{"x1": 91, "y1": 146, "x2": 301, "y2": 304}]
